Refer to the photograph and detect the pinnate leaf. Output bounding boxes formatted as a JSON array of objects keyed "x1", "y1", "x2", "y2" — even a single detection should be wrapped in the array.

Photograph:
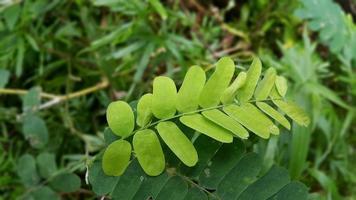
[
  {"x1": 254, "y1": 67, "x2": 277, "y2": 100},
  {"x1": 275, "y1": 76, "x2": 288, "y2": 97},
  {"x1": 256, "y1": 102, "x2": 291, "y2": 130}
]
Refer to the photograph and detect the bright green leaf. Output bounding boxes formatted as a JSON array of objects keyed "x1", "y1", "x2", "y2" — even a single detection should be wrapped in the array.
[
  {"x1": 89, "y1": 160, "x2": 119, "y2": 196},
  {"x1": 270, "y1": 89, "x2": 310, "y2": 126},
  {"x1": 224, "y1": 103, "x2": 279, "y2": 138},
  {"x1": 156, "y1": 122, "x2": 198, "y2": 167},
  {"x1": 106, "y1": 101, "x2": 135, "y2": 137},
  {"x1": 202, "y1": 109, "x2": 249, "y2": 139},
  {"x1": 254, "y1": 67, "x2": 276, "y2": 100},
  {"x1": 199, "y1": 57, "x2": 235, "y2": 108},
  {"x1": 275, "y1": 76, "x2": 288, "y2": 97},
  {"x1": 256, "y1": 102, "x2": 291, "y2": 130},
  {"x1": 133, "y1": 129, "x2": 165, "y2": 176},
  {"x1": 180, "y1": 114, "x2": 233, "y2": 143},
  {"x1": 152, "y1": 76, "x2": 177, "y2": 119},
  {"x1": 136, "y1": 93, "x2": 153, "y2": 127},
  {"x1": 236, "y1": 57, "x2": 262, "y2": 102},
  {"x1": 221, "y1": 72, "x2": 247, "y2": 104},
  {"x1": 176, "y1": 66, "x2": 206, "y2": 113},
  {"x1": 148, "y1": 0, "x2": 168, "y2": 20},
  {"x1": 102, "y1": 139, "x2": 132, "y2": 176}
]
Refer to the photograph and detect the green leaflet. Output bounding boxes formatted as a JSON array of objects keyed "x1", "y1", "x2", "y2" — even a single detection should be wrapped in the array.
[
  {"x1": 270, "y1": 88, "x2": 310, "y2": 126},
  {"x1": 254, "y1": 67, "x2": 277, "y2": 100},
  {"x1": 221, "y1": 72, "x2": 247, "y2": 104},
  {"x1": 202, "y1": 109, "x2": 249, "y2": 139},
  {"x1": 176, "y1": 66, "x2": 206, "y2": 113},
  {"x1": 256, "y1": 102, "x2": 291, "y2": 130},
  {"x1": 180, "y1": 114, "x2": 233, "y2": 143},
  {"x1": 102, "y1": 140, "x2": 131, "y2": 176},
  {"x1": 133, "y1": 129, "x2": 165, "y2": 176},
  {"x1": 156, "y1": 122, "x2": 198, "y2": 167},
  {"x1": 223, "y1": 103, "x2": 279, "y2": 138},
  {"x1": 236, "y1": 57, "x2": 262, "y2": 103},
  {"x1": 106, "y1": 101, "x2": 135, "y2": 137},
  {"x1": 136, "y1": 94, "x2": 153, "y2": 127},
  {"x1": 152, "y1": 76, "x2": 177, "y2": 119},
  {"x1": 272, "y1": 100, "x2": 310, "y2": 127},
  {"x1": 275, "y1": 76, "x2": 288, "y2": 97},
  {"x1": 199, "y1": 57, "x2": 235, "y2": 108}
]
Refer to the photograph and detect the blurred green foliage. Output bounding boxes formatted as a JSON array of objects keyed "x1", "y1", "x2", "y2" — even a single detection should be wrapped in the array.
[{"x1": 0, "y1": 0, "x2": 355, "y2": 199}]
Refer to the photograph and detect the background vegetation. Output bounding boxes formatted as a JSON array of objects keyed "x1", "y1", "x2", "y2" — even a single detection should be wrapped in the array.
[{"x1": 0, "y1": 0, "x2": 355, "y2": 199}]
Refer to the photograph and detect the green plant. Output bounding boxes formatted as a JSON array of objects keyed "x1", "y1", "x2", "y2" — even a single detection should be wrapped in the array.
[{"x1": 89, "y1": 56, "x2": 310, "y2": 198}]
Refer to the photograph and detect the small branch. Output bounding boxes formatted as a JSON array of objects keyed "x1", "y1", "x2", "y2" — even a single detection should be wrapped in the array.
[{"x1": 0, "y1": 78, "x2": 109, "y2": 109}]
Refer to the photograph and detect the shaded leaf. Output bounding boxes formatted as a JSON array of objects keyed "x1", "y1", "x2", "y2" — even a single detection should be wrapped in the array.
[
  {"x1": 198, "y1": 139, "x2": 245, "y2": 189},
  {"x1": 176, "y1": 66, "x2": 206, "y2": 113},
  {"x1": 156, "y1": 122, "x2": 198, "y2": 167},
  {"x1": 49, "y1": 172, "x2": 81, "y2": 193},
  {"x1": 106, "y1": 101, "x2": 135, "y2": 137},
  {"x1": 237, "y1": 166, "x2": 290, "y2": 200},
  {"x1": 156, "y1": 176, "x2": 188, "y2": 200},
  {"x1": 22, "y1": 87, "x2": 41, "y2": 112},
  {"x1": 0, "y1": 69, "x2": 10, "y2": 88},
  {"x1": 152, "y1": 76, "x2": 177, "y2": 119},
  {"x1": 16, "y1": 154, "x2": 40, "y2": 187},
  {"x1": 22, "y1": 114, "x2": 48, "y2": 148},
  {"x1": 180, "y1": 114, "x2": 233, "y2": 143},
  {"x1": 133, "y1": 129, "x2": 165, "y2": 176},
  {"x1": 36, "y1": 152, "x2": 57, "y2": 179},
  {"x1": 30, "y1": 186, "x2": 60, "y2": 200},
  {"x1": 199, "y1": 57, "x2": 235, "y2": 108},
  {"x1": 102, "y1": 139, "x2": 132, "y2": 176},
  {"x1": 272, "y1": 181, "x2": 308, "y2": 200},
  {"x1": 217, "y1": 153, "x2": 261, "y2": 199}
]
